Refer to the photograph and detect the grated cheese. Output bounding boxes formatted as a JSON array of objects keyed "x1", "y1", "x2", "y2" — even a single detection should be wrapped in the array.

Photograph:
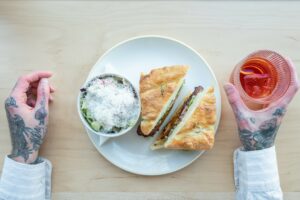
[{"x1": 85, "y1": 77, "x2": 139, "y2": 133}]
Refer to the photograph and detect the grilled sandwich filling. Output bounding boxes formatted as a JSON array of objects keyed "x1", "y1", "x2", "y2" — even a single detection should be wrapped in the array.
[
  {"x1": 138, "y1": 78, "x2": 185, "y2": 136},
  {"x1": 164, "y1": 87, "x2": 207, "y2": 147},
  {"x1": 152, "y1": 86, "x2": 203, "y2": 149}
]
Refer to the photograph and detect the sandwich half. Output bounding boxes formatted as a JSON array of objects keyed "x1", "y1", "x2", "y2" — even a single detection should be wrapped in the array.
[
  {"x1": 152, "y1": 86, "x2": 216, "y2": 150},
  {"x1": 137, "y1": 65, "x2": 189, "y2": 137}
]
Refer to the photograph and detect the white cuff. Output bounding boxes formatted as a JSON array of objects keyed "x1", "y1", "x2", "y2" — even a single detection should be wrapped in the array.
[
  {"x1": 0, "y1": 156, "x2": 52, "y2": 200},
  {"x1": 234, "y1": 146, "x2": 282, "y2": 200}
]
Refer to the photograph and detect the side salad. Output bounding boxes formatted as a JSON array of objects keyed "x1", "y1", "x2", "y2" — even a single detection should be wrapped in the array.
[{"x1": 80, "y1": 75, "x2": 140, "y2": 134}]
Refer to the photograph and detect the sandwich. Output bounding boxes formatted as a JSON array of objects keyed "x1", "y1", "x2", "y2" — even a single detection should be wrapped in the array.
[
  {"x1": 152, "y1": 86, "x2": 216, "y2": 150},
  {"x1": 137, "y1": 65, "x2": 189, "y2": 137}
]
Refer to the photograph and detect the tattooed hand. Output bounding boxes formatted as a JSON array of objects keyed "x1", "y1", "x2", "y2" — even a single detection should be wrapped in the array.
[
  {"x1": 224, "y1": 58, "x2": 299, "y2": 151},
  {"x1": 5, "y1": 72, "x2": 55, "y2": 164}
]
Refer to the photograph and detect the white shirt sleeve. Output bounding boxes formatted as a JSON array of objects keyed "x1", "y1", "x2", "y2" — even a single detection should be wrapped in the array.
[
  {"x1": 234, "y1": 146, "x2": 282, "y2": 200},
  {"x1": 0, "y1": 156, "x2": 52, "y2": 200}
]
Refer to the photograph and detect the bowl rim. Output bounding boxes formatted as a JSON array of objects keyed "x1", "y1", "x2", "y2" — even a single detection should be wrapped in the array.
[{"x1": 77, "y1": 73, "x2": 141, "y2": 138}]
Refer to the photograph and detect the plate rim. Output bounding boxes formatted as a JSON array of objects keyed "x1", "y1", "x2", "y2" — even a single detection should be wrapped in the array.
[{"x1": 81, "y1": 35, "x2": 222, "y2": 176}]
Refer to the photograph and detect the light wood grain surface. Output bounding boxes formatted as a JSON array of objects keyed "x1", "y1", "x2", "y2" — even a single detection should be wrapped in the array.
[{"x1": 0, "y1": 1, "x2": 299, "y2": 199}]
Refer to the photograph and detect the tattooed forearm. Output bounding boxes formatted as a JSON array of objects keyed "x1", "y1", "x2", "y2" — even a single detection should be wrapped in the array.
[
  {"x1": 30, "y1": 127, "x2": 44, "y2": 151},
  {"x1": 5, "y1": 97, "x2": 46, "y2": 163},
  {"x1": 238, "y1": 108, "x2": 285, "y2": 151},
  {"x1": 7, "y1": 114, "x2": 32, "y2": 161},
  {"x1": 239, "y1": 118, "x2": 279, "y2": 151}
]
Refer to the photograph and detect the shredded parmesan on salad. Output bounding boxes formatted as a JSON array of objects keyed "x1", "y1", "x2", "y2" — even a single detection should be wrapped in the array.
[{"x1": 81, "y1": 76, "x2": 139, "y2": 133}]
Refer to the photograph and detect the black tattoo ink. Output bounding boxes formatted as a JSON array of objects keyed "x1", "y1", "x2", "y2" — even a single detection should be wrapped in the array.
[
  {"x1": 250, "y1": 118, "x2": 256, "y2": 124},
  {"x1": 30, "y1": 126, "x2": 44, "y2": 151},
  {"x1": 239, "y1": 118, "x2": 279, "y2": 151},
  {"x1": 35, "y1": 95, "x2": 47, "y2": 125},
  {"x1": 31, "y1": 157, "x2": 43, "y2": 164},
  {"x1": 239, "y1": 129, "x2": 253, "y2": 149},
  {"x1": 7, "y1": 114, "x2": 32, "y2": 161},
  {"x1": 5, "y1": 97, "x2": 18, "y2": 108},
  {"x1": 235, "y1": 110, "x2": 245, "y2": 121},
  {"x1": 273, "y1": 107, "x2": 286, "y2": 117},
  {"x1": 5, "y1": 96, "x2": 46, "y2": 163}
]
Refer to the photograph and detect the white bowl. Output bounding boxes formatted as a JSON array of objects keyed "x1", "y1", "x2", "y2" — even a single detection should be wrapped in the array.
[{"x1": 77, "y1": 73, "x2": 141, "y2": 138}]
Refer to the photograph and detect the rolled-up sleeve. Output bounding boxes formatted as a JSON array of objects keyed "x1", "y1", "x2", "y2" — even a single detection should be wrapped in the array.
[
  {"x1": 0, "y1": 156, "x2": 52, "y2": 200},
  {"x1": 234, "y1": 146, "x2": 282, "y2": 200}
]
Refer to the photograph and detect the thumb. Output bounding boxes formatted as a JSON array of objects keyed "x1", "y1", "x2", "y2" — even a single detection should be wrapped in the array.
[
  {"x1": 35, "y1": 78, "x2": 50, "y2": 111},
  {"x1": 223, "y1": 83, "x2": 247, "y2": 113}
]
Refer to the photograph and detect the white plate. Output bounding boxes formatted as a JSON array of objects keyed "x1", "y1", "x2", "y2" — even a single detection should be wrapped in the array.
[{"x1": 82, "y1": 35, "x2": 221, "y2": 176}]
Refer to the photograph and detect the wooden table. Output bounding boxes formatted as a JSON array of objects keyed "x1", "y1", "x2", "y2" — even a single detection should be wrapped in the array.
[{"x1": 0, "y1": 1, "x2": 299, "y2": 199}]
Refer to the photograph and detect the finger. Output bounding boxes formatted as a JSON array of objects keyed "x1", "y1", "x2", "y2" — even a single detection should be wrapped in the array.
[
  {"x1": 31, "y1": 88, "x2": 53, "y2": 97},
  {"x1": 31, "y1": 86, "x2": 55, "y2": 93},
  {"x1": 35, "y1": 78, "x2": 50, "y2": 111},
  {"x1": 26, "y1": 71, "x2": 52, "y2": 83},
  {"x1": 269, "y1": 58, "x2": 300, "y2": 108},
  {"x1": 28, "y1": 88, "x2": 53, "y2": 97},
  {"x1": 12, "y1": 71, "x2": 52, "y2": 100},
  {"x1": 223, "y1": 83, "x2": 247, "y2": 113},
  {"x1": 50, "y1": 86, "x2": 55, "y2": 93},
  {"x1": 49, "y1": 94, "x2": 54, "y2": 102},
  {"x1": 30, "y1": 82, "x2": 55, "y2": 93},
  {"x1": 27, "y1": 89, "x2": 53, "y2": 104},
  {"x1": 28, "y1": 88, "x2": 53, "y2": 101}
]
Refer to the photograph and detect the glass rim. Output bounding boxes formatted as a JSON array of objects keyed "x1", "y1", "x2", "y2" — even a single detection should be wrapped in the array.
[{"x1": 232, "y1": 50, "x2": 291, "y2": 104}]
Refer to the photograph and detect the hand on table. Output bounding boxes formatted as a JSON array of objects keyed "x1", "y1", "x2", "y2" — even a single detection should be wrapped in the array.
[
  {"x1": 224, "y1": 59, "x2": 299, "y2": 151},
  {"x1": 4, "y1": 71, "x2": 55, "y2": 164}
]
